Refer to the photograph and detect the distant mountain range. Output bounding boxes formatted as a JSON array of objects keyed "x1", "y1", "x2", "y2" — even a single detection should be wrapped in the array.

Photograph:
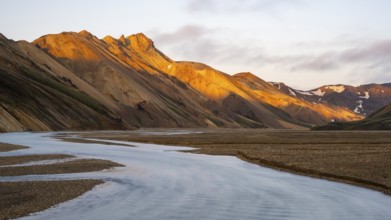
[
  {"x1": 270, "y1": 82, "x2": 391, "y2": 116},
  {"x1": 0, "y1": 30, "x2": 389, "y2": 132}
]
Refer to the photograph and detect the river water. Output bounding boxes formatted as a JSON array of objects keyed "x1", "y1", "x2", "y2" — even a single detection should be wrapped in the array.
[{"x1": 0, "y1": 132, "x2": 390, "y2": 220}]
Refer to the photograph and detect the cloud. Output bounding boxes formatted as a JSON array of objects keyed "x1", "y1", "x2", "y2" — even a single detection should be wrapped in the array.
[
  {"x1": 261, "y1": 52, "x2": 337, "y2": 72},
  {"x1": 187, "y1": 0, "x2": 217, "y2": 13},
  {"x1": 151, "y1": 25, "x2": 391, "y2": 87},
  {"x1": 150, "y1": 24, "x2": 238, "y2": 63},
  {"x1": 260, "y1": 39, "x2": 391, "y2": 73},
  {"x1": 186, "y1": 0, "x2": 303, "y2": 13},
  {"x1": 152, "y1": 25, "x2": 210, "y2": 45},
  {"x1": 340, "y1": 40, "x2": 391, "y2": 62}
]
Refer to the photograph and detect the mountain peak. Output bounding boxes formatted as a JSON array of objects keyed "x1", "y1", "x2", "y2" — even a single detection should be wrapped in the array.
[
  {"x1": 78, "y1": 30, "x2": 94, "y2": 39},
  {"x1": 119, "y1": 34, "x2": 129, "y2": 46},
  {"x1": 102, "y1": 35, "x2": 118, "y2": 45},
  {"x1": 126, "y1": 33, "x2": 154, "y2": 51},
  {"x1": 234, "y1": 72, "x2": 257, "y2": 79}
]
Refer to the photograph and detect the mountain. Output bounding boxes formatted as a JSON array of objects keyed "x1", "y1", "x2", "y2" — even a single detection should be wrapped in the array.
[
  {"x1": 234, "y1": 73, "x2": 361, "y2": 125},
  {"x1": 312, "y1": 102, "x2": 391, "y2": 130},
  {"x1": 0, "y1": 33, "x2": 128, "y2": 132},
  {"x1": 271, "y1": 82, "x2": 391, "y2": 116},
  {"x1": 0, "y1": 31, "x2": 365, "y2": 131}
]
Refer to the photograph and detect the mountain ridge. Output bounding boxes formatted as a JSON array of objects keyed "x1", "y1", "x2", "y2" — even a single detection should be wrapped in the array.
[
  {"x1": 0, "y1": 30, "x2": 377, "y2": 132},
  {"x1": 271, "y1": 82, "x2": 391, "y2": 117}
]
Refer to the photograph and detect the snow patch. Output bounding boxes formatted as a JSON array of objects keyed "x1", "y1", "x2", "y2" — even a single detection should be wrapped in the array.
[
  {"x1": 354, "y1": 100, "x2": 364, "y2": 114},
  {"x1": 269, "y1": 82, "x2": 281, "y2": 90},
  {"x1": 312, "y1": 89, "x2": 325, "y2": 96},
  {"x1": 296, "y1": 90, "x2": 314, "y2": 96},
  {"x1": 359, "y1": 92, "x2": 370, "y2": 99},
  {"x1": 289, "y1": 89, "x2": 296, "y2": 96},
  {"x1": 326, "y1": 85, "x2": 345, "y2": 93}
]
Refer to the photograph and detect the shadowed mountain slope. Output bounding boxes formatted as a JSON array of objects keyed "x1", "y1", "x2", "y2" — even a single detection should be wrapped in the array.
[
  {"x1": 0, "y1": 34, "x2": 125, "y2": 132},
  {"x1": 313, "y1": 102, "x2": 391, "y2": 130}
]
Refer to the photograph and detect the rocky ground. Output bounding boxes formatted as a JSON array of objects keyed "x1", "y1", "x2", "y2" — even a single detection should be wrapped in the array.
[{"x1": 0, "y1": 180, "x2": 103, "y2": 220}]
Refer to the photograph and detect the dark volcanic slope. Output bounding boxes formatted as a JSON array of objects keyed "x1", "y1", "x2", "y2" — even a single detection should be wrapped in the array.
[
  {"x1": 313, "y1": 102, "x2": 391, "y2": 130},
  {"x1": 0, "y1": 34, "x2": 126, "y2": 132}
]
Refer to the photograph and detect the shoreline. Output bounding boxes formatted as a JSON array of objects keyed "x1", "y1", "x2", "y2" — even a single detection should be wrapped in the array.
[
  {"x1": 234, "y1": 151, "x2": 391, "y2": 196},
  {"x1": 0, "y1": 142, "x2": 123, "y2": 219},
  {"x1": 76, "y1": 129, "x2": 391, "y2": 196}
]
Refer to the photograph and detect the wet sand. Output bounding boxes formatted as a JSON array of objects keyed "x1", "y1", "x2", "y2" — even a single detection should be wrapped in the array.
[
  {"x1": 78, "y1": 129, "x2": 391, "y2": 195},
  {"x1": 0, "y1": 154, "x2": 74, "y2": 166},
  {"x1": 0, "y1": 142, "x2": 123, "y2": 219},
  {"x1": 0, "y1": 142, "x2": 28, "y2": 152},
  {"x1": 0, "y1": 158, "x2": 123, "y2": 176}
]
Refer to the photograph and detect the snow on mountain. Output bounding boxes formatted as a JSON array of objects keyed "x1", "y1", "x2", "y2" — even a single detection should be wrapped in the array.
[
  {"x1": 354, "y1": 100, "x2": 364, "y2": 114},
  {"x1": 312, "y1": 89, "x2": 325, "y2": 96},
  {"x1": 296, "y1": 90, "x2": 314, "y2": 96},
  {"x1": 359, "y1": 92, "x2": 370, "y2": 99},
  {"x1": 325, "y1": 85, "x2": 345, "y2": 93},
  {"x1": 288, "y1": 89, "x2": 296, "y2": 96}
]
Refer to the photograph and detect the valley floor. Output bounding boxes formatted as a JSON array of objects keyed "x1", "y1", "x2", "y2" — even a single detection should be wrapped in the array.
[{"x1": 77, "y1": 129, "x2": 391, "y2": 196}]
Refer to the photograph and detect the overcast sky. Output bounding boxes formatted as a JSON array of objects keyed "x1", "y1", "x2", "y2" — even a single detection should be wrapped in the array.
[{"x1": 1, "y1": 0, "x2": 391, "y2": 89}]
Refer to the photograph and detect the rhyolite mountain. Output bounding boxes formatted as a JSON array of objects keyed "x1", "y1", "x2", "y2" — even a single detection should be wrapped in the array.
[
  {"x1": 0, "y1": 31, "x2": 368, "y2": 132},
  {"x1": 271, "y1": 82, "x2": 391, "y2": 116}
]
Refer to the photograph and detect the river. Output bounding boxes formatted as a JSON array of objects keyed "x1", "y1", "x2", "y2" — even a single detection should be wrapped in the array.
[{"x1": 0, "y1": 132, "x2": 390, "y2": 220}]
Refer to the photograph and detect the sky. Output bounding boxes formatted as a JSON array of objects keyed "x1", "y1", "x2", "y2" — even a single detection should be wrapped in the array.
[{"x1": 1, "y1": 0, "x2": 391, "y2": 90}]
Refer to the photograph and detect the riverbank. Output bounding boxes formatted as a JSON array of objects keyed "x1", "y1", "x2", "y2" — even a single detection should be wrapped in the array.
[
  {"x1": 0, "y1": 180, "x2": 103, "y2": 220},
  {"x1": 2, "y1": 132, "x2": 391, "y2": 219},
  {"x1": 0, "y1": 142, "x2": 123, "y2": 219},
  {"x1": 77, "y1": 129, "x2": 391, "y2": 196},
  {"x1": 0, "y1": 142, "x2": 28, "y2": 152}
]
